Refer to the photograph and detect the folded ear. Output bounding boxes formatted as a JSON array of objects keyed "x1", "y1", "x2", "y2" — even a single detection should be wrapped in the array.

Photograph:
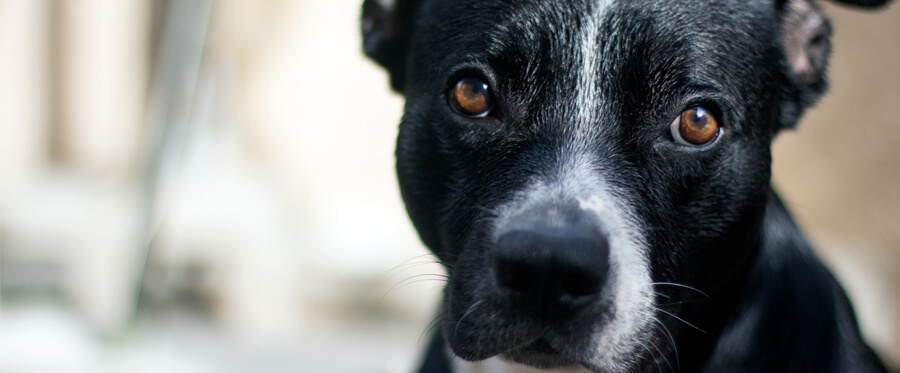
[
  {"x1": 361, "y1": 0, "x2": 422, "y2": 93},
  {"x1": 829, "y1": 0, "x2": 891, "y2": 8},
  {"x1": 777, "y1": 0, "x2": 893, "y2": 129},
  {"x1": 777, "y1": 0, "x2": 832, "y2": 129}
]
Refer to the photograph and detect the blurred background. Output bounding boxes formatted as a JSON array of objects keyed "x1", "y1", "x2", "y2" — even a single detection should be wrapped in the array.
[{"x1": 0, "y1": 1, "x2": 897, "y2": 372}]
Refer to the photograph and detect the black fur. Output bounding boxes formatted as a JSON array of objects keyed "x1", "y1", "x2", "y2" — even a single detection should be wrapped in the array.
[{"x1": 362, "y1": 0, "x2": 891, "y2": 371}]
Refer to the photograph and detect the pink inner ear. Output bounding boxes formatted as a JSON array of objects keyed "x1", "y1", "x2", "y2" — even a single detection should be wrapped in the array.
[{"x1": 780, "y1": 0, "x2": 829, "y2": 83}]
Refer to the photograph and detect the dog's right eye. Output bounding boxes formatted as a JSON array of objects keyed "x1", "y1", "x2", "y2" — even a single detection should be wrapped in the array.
[{"x1": 449, "y1": 78, "x2": 492, "y2": 117}]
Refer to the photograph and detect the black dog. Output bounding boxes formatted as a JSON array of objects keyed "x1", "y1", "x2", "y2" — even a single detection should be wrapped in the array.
[{"x1": 362, "y1": 0, "x2": 891, "y2": 371}]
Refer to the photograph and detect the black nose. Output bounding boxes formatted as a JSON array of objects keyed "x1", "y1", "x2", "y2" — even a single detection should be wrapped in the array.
[{"x1": 493, "y1": 222, "x2": 610, "y2": 318}]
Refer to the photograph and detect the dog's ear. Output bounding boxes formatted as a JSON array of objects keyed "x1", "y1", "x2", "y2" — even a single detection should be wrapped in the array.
[
  {"x1": 829, "y1": 0, "x2": 891, "y2": 8},
  {"x1": 777, "y1": 0, "x2": 832, "y2": 129},
  {"x1": 362, "y1": 0, "x2": 422, "y2": 93},
  {"x1": 776, "y1": 0, "x2": 892, "y2": 129}
]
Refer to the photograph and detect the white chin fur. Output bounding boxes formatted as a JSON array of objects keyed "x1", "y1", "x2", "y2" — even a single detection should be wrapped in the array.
[{"x1": 451, "y1": 356, "x2": 593, "y2": 373}]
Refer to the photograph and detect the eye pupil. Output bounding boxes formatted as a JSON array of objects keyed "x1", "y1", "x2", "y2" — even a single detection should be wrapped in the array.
[
  {"x1": 689, "y1": 110, "x2": 707, "y2": 127},
  {"x1": 673, "y1": 106, "x2": 719, "y2": 146},
  {"x1": 450, "y1": 77, "x2": 492, "y2": 117}
]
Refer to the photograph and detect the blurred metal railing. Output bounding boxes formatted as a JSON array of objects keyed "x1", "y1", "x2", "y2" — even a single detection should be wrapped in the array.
[{"x1": 133, "y1": 0, "x2": 214, "y2": 324}]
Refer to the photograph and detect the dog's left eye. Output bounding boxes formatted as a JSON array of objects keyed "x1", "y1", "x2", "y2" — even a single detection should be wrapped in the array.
[
  {"x1": 449, "y1": 78, "x2": 492, "y2": 117},
  {"x1": 671, "y1": 107, "x2": 720, "y2": 146}
]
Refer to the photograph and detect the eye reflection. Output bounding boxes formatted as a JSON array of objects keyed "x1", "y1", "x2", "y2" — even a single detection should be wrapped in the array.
[{"x1": 671, "y1": 107, "x2": 719, "y2": 146}]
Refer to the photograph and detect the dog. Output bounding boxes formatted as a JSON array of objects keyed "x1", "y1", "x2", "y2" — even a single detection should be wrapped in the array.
[{"x1": 362, "y1": 0, "x2": 892, "y2": 371}]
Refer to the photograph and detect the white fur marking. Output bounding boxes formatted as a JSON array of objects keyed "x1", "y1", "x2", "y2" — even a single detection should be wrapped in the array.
[
  {"x1": 576, "y1": 0, "x2": 614, "y2": 126},
  {"x1": 576, "y1": 193, "x2": 654, "y2": 370},
  {"x1": 453, "y1": 356, "x2": 593, "y2": 373},
  {"x1": 455, "y1": 1, "x2": 657, "y2": 370}
]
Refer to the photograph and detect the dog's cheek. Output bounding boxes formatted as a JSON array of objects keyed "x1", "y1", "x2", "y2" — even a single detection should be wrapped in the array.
[
  {"x1": 396, "y1": 104, "x2": 513, "y2": 260},
  {"x1": 641, "y1": 141, "x2": 771, "y2": 292},
  {"x1": 396, "y1": 110, "x2": 459, "y2": 258}
]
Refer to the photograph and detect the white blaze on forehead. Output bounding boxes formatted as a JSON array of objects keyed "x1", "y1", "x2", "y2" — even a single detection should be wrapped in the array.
[
  {"x1": 569, "y1": 2, "x2": 659, "y2": 350},
  {"x1": 573, "y1": 7, "x2": 656, "y2": 358},
  {"x1": 576, "y1": 0, "x2": 614, "y2": 125}
]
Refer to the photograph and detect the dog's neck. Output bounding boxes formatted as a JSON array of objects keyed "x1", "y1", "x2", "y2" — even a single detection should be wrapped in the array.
[{"x1": 451, "y1": 356, "x2": 593, "y2": 373}]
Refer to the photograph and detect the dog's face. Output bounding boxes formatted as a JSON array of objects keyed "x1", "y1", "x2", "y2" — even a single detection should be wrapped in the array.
[{"x1": 363, "y1": 0, "x2": 884, "y2": 371}]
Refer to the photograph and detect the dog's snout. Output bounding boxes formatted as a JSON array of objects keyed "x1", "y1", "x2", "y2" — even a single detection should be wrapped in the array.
[{"x1": 493, "y1": 223, "x2": 609, "y2": 318}]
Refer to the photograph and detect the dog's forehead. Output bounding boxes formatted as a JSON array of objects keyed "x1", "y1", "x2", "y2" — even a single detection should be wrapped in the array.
[
  {"x1": 418, "y1": 0, "x2": 773, "y2": 47},
  {"x1": 414, "y1": 0, "x2": 780, "y2": 135},
  {"x1": 419, "y1": 0, "x2": 604, "y2": 59},
  {"x1": 416, "y1": 0, "x2": 778, "y2": 85}
]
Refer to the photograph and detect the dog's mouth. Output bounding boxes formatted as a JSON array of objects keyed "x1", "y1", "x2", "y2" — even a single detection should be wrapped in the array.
[{"x1": 500, "y1": 337, "x2": 580, "y2": 369}]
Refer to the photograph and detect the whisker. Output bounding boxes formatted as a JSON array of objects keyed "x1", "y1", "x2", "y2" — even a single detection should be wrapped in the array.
[
  {"x1": 382, "y1": 278, "x2": 448, "y2": 299},
  {"x1": 654, "y1": 287, "x2": 708, "y2": 308},
  {"x1": 476, "y1": 308, "x2": 502, "y2": 344},
  {"x1": 381, "y1": 274, "x2": 449, "y2": 300},
  {"x1": 655, "y1": 307, "x2": 706, "y2": 334},
  {"x1": 455, "y1": 300, "x2": 484, "y2": 336},
  {"x1": 419, "y1": 315, "x2": 444, "y2": 344},
  {"x1": 651, "y1": 282, "x2": 709, "y2": 298},
  {"x1": 634, "y1": 339, "x2": 656, "y2": 373},
  {"x1": 390, "y1": 260, "x2": 449, "y2": 276},
  {"x1": 650, "y1": 314, "x2": 679, "y2": 372},
  {"x1": 657, "y1": 299, "x2": 704, "y2": 307},
  {"x1": 380, "y1": 253, "x2": 448, "y2": 279},
  {"x1": 648, "y1": 338, "x2": 674, "y2": 373},
  {"x1": 653, "y1": 291, "x2": 672, "y2": 299}
]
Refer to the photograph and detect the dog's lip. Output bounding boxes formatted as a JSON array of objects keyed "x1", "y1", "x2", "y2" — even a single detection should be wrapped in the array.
[
  {"x1": 518, "y1": 337, "x2": 557, "y2": 353},
  {"x1": 499, "y1": 336, "x2": 582, "y2": 369}
]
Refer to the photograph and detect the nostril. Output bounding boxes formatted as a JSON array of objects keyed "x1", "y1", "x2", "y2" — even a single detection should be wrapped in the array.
[
  {"x1": 495, "y1": 260, "x2": 535, "y2": 293},
  {"x1": 561, "y1": 271, "x2": 601, "y2": 298}
]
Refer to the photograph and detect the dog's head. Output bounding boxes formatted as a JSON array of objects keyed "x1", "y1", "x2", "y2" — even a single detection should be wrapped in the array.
[{"x1": 363, "y1": 0, "x2": 889, "y2": 370}]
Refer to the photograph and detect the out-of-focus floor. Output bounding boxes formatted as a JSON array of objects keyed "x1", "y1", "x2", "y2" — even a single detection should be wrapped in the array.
[{"x1": 1, "y1": 303, "x2": 425, "y2": 373}]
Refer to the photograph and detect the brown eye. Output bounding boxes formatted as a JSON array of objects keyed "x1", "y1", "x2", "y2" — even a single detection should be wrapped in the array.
[
  {"x1": 449, "y1": 77, "x2": 492, "y2": 117},
  {"x1": 671, "y1": 107, "x2": 719, "y2": 146}
]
